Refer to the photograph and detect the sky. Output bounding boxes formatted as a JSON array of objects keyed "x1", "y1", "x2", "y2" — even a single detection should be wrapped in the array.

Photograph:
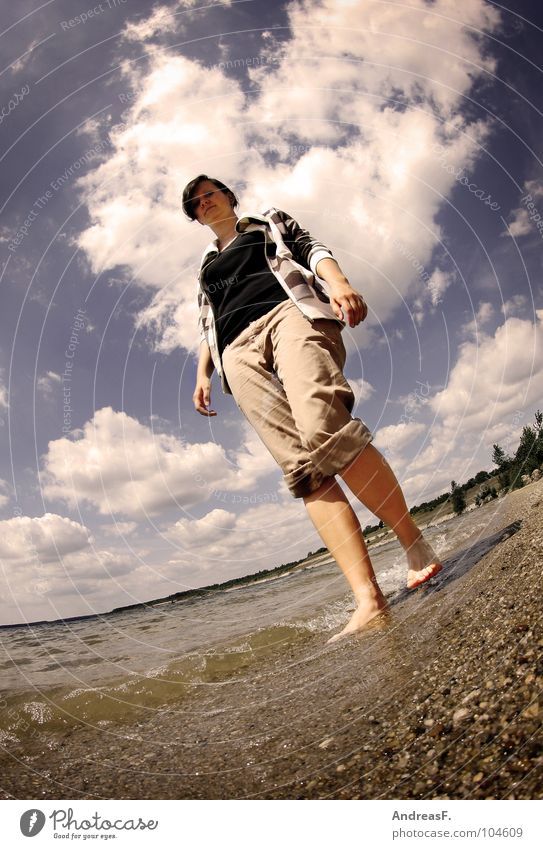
[{"x1": 0, "y1": 0, "x2": 542, "y2": 626}]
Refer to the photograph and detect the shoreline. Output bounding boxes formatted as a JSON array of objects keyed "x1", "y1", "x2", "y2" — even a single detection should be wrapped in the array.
[{"x1": 1, "y1": 479, "x2": 541, "y2": 800}]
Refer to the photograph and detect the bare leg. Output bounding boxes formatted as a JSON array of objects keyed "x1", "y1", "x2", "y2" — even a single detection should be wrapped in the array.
[
  {"x1": 303, "y1": 476, "x2": 390, "y2": 643},
  {"x1": 338, "y1": 443, "x2": 442, "y2": 589}
]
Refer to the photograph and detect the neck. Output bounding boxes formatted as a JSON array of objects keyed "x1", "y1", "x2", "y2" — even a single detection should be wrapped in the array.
[{"x1": 209, "y1": 211, "x2": 239, "y2": 247}]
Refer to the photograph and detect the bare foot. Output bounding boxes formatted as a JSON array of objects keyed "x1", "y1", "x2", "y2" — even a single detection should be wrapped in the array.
[
  {"x1": 405, "y1": 534, "x2": 442, "y2": 589},
  {"x1": 327, "y1": 591, "x2": 390, "y2": 645}
]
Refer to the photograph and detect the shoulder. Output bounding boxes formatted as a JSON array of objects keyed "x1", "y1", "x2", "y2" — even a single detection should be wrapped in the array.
[{"x1": 260, "y1": 207, "x2": 296, "y2": 234}]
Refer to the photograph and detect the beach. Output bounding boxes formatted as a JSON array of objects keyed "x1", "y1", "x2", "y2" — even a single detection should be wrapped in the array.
[{"x1": 0, "y1": 479, "x2": 541, "y2": 800}]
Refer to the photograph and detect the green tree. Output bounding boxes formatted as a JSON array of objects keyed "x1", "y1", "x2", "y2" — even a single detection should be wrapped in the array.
[
  {"x1": 450, "y1": 480, "x2": 466, "y2": 515},
  {"x1": 492, "y1": 443, "x2": 512, "y2": 491},
  {"x1": 492, "y1": 444, "x2": 510, "y2": 468}
]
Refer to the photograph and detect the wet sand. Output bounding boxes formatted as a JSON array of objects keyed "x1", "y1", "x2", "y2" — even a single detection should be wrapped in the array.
[{"x1": 1, "y1": 480, "x2": 542, "y2": 799}]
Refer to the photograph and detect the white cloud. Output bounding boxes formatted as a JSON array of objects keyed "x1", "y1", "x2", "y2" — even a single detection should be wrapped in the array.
[
  {"x1": 0, "y1": 513, "x2": 93, "y2": 562},
  {"x1": 505, "y1": 207, "x2": 533, "y2": 238},
  {"x1": 0, "y1": 370, "x2": 8, "y2": 409},
  {"x1": 348, "y1": 377, "x2": 375, "y2": 407},
  {"x1": 0, "y1": 511, "x2": 154, "y2": 625},
  {"x1": 164, "y1": 498, "x2": 324, "y2": 578},
  {"x1": 248, "y1": 0, "x2": 500, "y2": 124},
  {"x1": 434, "y1": 311, "x2": 543, "y2": 429},
  {"x1": 460, "y1": 301, "x2": 495, "y2": 340},
  {"x1": 41, "y1": 406, "x2": 279, "y2": 519},
  {"x1": 98, "y1": 520, "x2": 139, "y2": 537},
  {"x1": 121, "y1": 1, "x2": 227, "y2": 43},
  {"x1": 374, "y1": 421, "x2": 427, "y2": 456},
  {"x1": 0, "y1": 479, "x2": 12, "y2": 509},
  {"x1": 70, "y1": 0, "x2": 502, "y2": 361},
  {"x1": 411, "y1": 268, "x2": 455, "y2": 324},
  {"x1": 501, "y1": 294, "x2": 529, "y2": 318},
  {"x1": 404, "y1": 311, "x2": 543, "y2": 494},
  {"x1": 428, "y1": 268, "x2": 453, "y2": 308},
  {"x1": 122, "y1": 5, "x2": 179, "y2": 42},
  {"x1": 37, "y1": 370, "x2": 61, "y2": 398},
  {"x1": 503, "y1": 178, "x2": 543, "y2": 238}
]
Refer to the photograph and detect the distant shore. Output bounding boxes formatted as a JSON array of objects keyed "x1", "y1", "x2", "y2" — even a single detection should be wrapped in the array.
[
  {"x1": 1, "y1": 477, "x2": 541, "y2": 799},
  {"x1": 0, "y1": 476, "x2": 497, "y2": 631}
]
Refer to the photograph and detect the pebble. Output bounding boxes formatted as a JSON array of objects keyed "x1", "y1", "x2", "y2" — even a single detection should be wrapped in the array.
[{"x1": 452, "y1": 708, "x2": 471, "y2": 724}]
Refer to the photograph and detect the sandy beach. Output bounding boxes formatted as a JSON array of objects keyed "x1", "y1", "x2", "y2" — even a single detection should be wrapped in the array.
[{"x1": 1, "y1": 479, "x2": 541, "y2": 800}]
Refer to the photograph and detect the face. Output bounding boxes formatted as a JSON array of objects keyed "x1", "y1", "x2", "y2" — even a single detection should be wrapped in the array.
[{"x1": 192, "y1": 179, "x2": 233, "y2": 225}]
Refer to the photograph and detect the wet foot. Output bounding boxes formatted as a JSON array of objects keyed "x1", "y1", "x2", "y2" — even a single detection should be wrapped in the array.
[
  {"x1": 327, "y1": 591, "x2": 390, "y2": 645},
  {"x1": 405, "y1": 534, "x2": 442, "y2": 589}
]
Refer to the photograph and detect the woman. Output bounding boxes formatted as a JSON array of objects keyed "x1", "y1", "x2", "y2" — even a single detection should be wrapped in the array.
[{"x1": 184, "y1": 174, "x2": 442, "y2": 643}]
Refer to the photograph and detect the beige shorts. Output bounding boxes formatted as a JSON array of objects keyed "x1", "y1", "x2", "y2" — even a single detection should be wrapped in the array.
[{"x1": 221, "y1": 299, "x2": 374, "y2": 498}]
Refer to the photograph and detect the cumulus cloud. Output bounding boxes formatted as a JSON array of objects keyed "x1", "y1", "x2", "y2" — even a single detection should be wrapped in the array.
[
  {"x1": 505, "y1": 207, "x2": 533, "y2": 238},
  {"x1": 374, "y1": 421, "x2": 427, "y2": 458},
  {"x1": 403, "y1": 311, "x2": 543, "y2": 496},
  {"x1": 41, "y1": 406, "x2": 280, "y2": 519},
  {"x1": 37, "y1": 370, "x2": 62, "y2": 398},
  {"x1": 0, "y1": 511, "x2": 152, "y2": 624},
  {"x1": 460, "y1": 301, "x2": 495, "y2": 340},
  {"x1": 348, "y1": 377, "x2": 376, "y2": 408},
  {"x1": 121, "y1": 0, "x2": 229, "y2": 43},
  {"x1": 503, "y1": 179, "x2": 543, "y2": 238},
  {"x1": 165, "y1": 498, "x2": 323, "y2": 577},
  {"x1": 71, "y1": 0, "x2": 502, "y2": 356},
  {"x1": 411, "y1": 268, "x2": 455, "y2": 325},
  {"x1": 501, "y1": 294, "x2": 529, "y2": 318},
  {"x1": 98, "y1": 520, "x2": 139, "y2": 537},
  {"x1": 0, "y1": 479, "x2": 12, "y2": 509},
  {"x1": 0, "y1": 512, "x2": 93, "y2": 562},
  {"x1": 0, "y1": 370, "x2": 8, "y2": 409}
]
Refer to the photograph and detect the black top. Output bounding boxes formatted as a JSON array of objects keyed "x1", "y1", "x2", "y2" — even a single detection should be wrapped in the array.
[{"x1": 201, "y1": 230, "x2": 289, "y2": 356}]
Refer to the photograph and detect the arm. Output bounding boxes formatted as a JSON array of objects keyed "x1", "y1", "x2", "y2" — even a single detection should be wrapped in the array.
[
  {"x1": 274, "y1": 208, "x2": 335, "y2": 276},
  {"x1": 193, "y1": 340, "x2": 217, "y2": 416},
  {"x1": 315, "y1": 256, "x2": 368, "y2": 328},
  {"x1": 274, "y1": 209, "x2": 367, "y2": 327}
]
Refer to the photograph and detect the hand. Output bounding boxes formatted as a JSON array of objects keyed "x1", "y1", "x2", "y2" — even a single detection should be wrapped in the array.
[
  {"x1": 329, "y1": 281, "x2": 368, "y2": 327},
  {"x1": 193, "y1": 377, "x2": 217, "y2": 416}
]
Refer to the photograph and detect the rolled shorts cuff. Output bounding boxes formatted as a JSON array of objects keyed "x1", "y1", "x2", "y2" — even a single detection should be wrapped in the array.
[{"x1": 309, "y1": 418, "x2": 374, "y2": 477}]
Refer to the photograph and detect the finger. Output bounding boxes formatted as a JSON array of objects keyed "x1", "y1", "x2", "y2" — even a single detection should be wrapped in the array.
[{"x1": 195, "y1": 403, "x2": 217, "y2": 416}]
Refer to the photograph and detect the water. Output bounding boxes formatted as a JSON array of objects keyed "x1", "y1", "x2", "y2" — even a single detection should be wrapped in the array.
[{"x1": 0, "y1": 499, "x2": 508, "y2": 747}]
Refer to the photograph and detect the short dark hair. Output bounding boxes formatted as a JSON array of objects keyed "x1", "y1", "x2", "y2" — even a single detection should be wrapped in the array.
[{"x1": 181, "y1": 174, "x2": 239, "y2": 221}]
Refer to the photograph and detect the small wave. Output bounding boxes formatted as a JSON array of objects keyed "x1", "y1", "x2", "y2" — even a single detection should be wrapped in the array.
[{"x1": 0, "y1": 621, "x2": 321, "y2": 744}]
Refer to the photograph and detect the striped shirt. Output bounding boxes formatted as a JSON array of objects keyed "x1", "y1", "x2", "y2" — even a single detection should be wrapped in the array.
[{"x1": 197, "y1": 207, "x2": 344, "y2": 395}]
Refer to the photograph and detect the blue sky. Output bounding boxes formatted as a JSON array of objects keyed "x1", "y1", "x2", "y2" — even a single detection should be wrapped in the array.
[{"x1": 1, "y1": 0, "x2": 542, "y2": 625}]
